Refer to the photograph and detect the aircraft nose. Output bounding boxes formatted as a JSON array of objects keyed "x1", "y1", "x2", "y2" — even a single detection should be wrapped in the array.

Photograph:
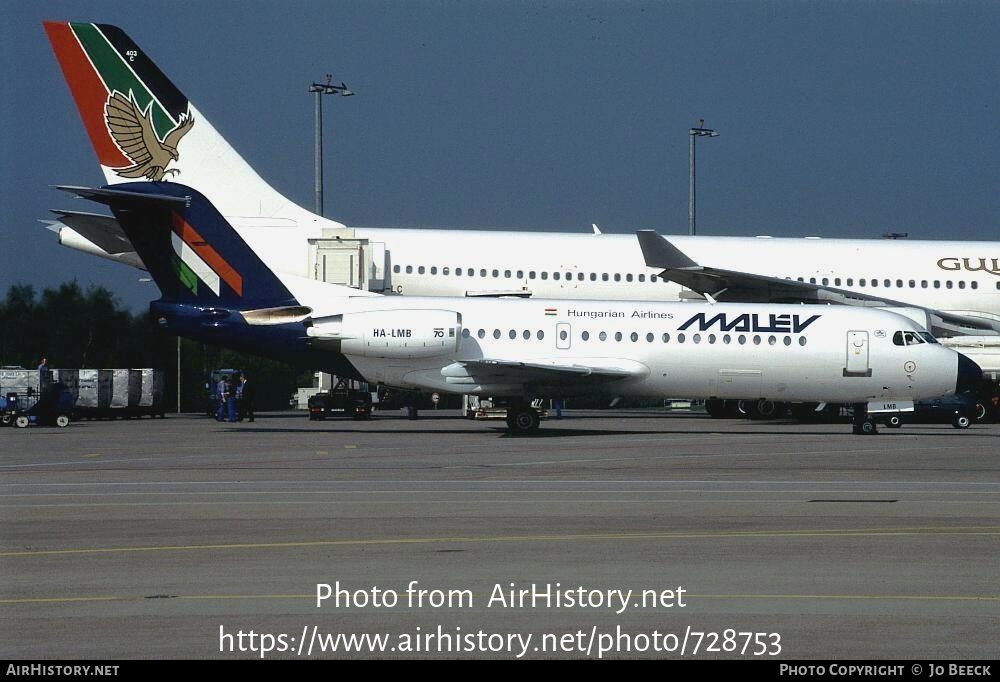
[{"x1": 956, "y1": 353, "x2": 982, "y2": 394}]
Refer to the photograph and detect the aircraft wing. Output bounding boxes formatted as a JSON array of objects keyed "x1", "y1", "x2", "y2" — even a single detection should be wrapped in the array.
[
  {"x1": 441, "y1": 358, "x2": 646, "y2": 388},
  {"x1": 636, "y1": 230, "x2": 1000, "y2": 336}
]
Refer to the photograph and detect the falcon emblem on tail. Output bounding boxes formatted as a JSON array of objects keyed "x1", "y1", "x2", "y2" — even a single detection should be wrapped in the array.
[{"x1": 105, "y1": 90, "x2": 194, "y2": 181}]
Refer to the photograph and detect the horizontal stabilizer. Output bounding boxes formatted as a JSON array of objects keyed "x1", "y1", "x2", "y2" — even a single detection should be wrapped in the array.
[
  {"x1": 47, "y1": 210, "x2": 131, "y2": 255},
  {"x1": 56, "y1": 184, "x2": 190, "y2": 206}
]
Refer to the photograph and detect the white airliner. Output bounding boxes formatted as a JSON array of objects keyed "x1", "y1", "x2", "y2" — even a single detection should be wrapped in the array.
[
  {"x1": 59, "y1": 181, "x2": 979, "y2": 434},
  {"x1": 42, "y1": 22, "x2": 999, "y2": 395}
]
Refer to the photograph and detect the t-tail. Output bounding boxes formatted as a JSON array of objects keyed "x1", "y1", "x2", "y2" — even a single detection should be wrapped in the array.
[
  {"x1": 58, "y1": 182, "x2": 324, "y2": 362},
  {"x1": 44, "y1": 22, "x2": 307, "y2": 221}
]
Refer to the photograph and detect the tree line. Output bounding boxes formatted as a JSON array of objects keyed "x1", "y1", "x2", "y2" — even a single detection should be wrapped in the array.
[{"x1": 0, "y1": 282, "x2": 309, "y2": 411}]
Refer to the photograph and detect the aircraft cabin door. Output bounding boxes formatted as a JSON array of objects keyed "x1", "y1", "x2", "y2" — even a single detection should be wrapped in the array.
[
  {"x1": 844, "y1": 330, "x2": 871, "y2": 377},
  {"x1": 556, "y1": 322, "x2": 571, "y2": 350}
]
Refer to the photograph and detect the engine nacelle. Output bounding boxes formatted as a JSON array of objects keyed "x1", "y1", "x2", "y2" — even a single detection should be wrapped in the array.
[{"x1": 310, "y1": 309, "x2": 462, "y2": 359}]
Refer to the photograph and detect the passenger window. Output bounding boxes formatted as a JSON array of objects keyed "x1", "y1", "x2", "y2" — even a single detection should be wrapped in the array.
[
  {"x1": 708, "y1": 334, "x2": 716, "y2": 344},
  {"x1": 723, "y1": 334, "x2": 731, "y2": 344},
  {"x1": 602, "y1": 274, "x2": 609, "y2": 281},
  {"x1": 678, "y1": 333, "x2": 686, "y2": 344},
  {"x1": 959, "y1": 281, "x2": 966, "y2": 289},
  {"x1": 871, "y1": 279, "x2": 878, "y2": 287},
  {"x1": 516, "y1": 270, "x2": 524, "y2": 279},
  {"x1": 405, "y1": 265, "x2": 413, "y2": 274},
  {"x1": 393, "y1": 265, "x2": 400, "y2": 274},
  {"x1": 884, "y1": 279, "x2": 890, "y2": 287},
  {"x1": 590, "y1": 273, "x2": 597, "y2": 281},
  {"x1": 461, "y1": 328, "x2": 470, "y2": 338},
  {"x1": 783, "y1": 336, "x2": 791, "y2": 346},
  {"x1": 846, "y1": 278, "x2": 853, "y2": 286},
  {"x1": 504, "y1": 270, "x2": 511, "y2": 278},
  {"x1": 522, "y1": 330, "x2": 530, "y2": 340},
  {"x1": 859, "y1": 279, "x2": 866, "y2": 286},
  {"x1": 477, "y1": 329, "x2": 485, "y2": 339},
  {"x1": 480, "y1": 269, "x2": 487, "y2": 277},
  {"x1": 821, "y1": 278, "x2": 828, "y2": 286},
  {"x1": 662, "y1": 333, "x2": 670, "y2": 343},
  {"x1": 798, "y1": 337, "x2": 807, "y2": 346},
  {"x1": 599, "y1": 331, "x2": 608, "y2": 341},
  {"x1": 578, "y1": 273, "x2": 584, "y2": 281},
  {"x1": 614, "y1": 332, "x2": 623, "y2": 342},
  {"x1": 646, "y1": 333, "x2": 654, "y2": 342},
  {"x1": 537, "y1": 330, "x2": 544, "y2": 340},
  {"x1": 509, "y1": 330, "x2": 516, "y2": 339},
  {"x1": 559, "y1": 330, "x2": 568, "y2": 341},
  {"x1": 630, "y1": 332, "x2": 638, "y2": 342},
  {"x1": 693, "y1": 334, "x2": 701, "y2": 344},
  {"x1": 971, "y1": 281, "x2": 978, "y2": 290},
  {"x1": 946, "y1": 281, "x2": 953, "y2": 289},
  {"x1": 443, "y1": 267, "x2": 450, "y2": 275},
  {"x1": 614, "y1": 274, "x2": 621, "y2": 282},
  {"x1": 834, "y1": 278, "x2": 841, "y2": 286},
  {"x1": 529, "y1": 271, "x2": 536, "y2": 280},
  {"x1": 418, "y1": 266, "x2": 425, "y2": 274},
  {"x1": 768, "y1": 335, "x2": 776, "y2": 345},
  {"x1": 492, "y1": 269, "x2": 499, "y2": 278},
  {"x1": 639, "y1": 274, "x2": 646, "y2": 282},
  {"x1": 626, "y1": 274, "x2": 633, "y2": 282},
  {"x1": 553, "y1": 272, "x2": 560, "y2": 281},
  {"x1": 738, "y1": 335, "x2": 746, "y2": 345},
  {"x1": 582, "y1": 331, "x2": 590, "y2": 341},
  {"x1": 493, "y1": 329, "x2": 501, "y2": 339},
  {"x1": 753, "y1": 335, "x2": 761, "y2": 345},
  {"x1": 541, "y1": 272, "x2": 548, "y2": 280},
  {"x1": 934, "y1": 281, "x2": 940, "y2": 289},
  {"x1": 430, "y1": 266, "x2": 437, "y2": 275}
]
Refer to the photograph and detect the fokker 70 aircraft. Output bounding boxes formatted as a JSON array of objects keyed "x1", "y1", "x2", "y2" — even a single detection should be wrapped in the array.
[
  {"x1": 40, "y1": 21, "x2": 995, "y2": 418},
  {"x1": 56, "y1": 180, "x2": 978, "y2": 433}
]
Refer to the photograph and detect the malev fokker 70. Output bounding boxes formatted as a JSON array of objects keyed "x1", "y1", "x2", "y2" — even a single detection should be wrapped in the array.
[
  {"x1": 55, "y1": 181, "x2": 980, "y2": 433},
  {"x1": 43, "y1": 21, "x2": 1000, "y2": 386}
]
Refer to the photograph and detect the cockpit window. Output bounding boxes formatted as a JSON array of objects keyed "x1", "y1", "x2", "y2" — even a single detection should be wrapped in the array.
[
  {"x1": 919, "y1": 332, "x2": 939, "y2": 344},
  {"x1": 892, "y1": 330, "x2": 926, "y2": 346}
]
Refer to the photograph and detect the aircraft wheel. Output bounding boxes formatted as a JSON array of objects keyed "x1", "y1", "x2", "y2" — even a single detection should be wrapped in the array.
[
  {"x1": 506, "y1": 405, "x2": 540, "y2": 434},
  {"x1": 736, "y1": 400, "x2": 751, "y2": 419},
  {"x1": 704, "y1": 399, "x2": 725, "y2": 419},
  {"x1": 15, "y1": 416, "x2": 29, "y2": 429},
  {"x1": 854, "y1": 419, "x2": 877, "y2": 435},
  {"x1": 1, "y1": 415, "x2": 11, "y2": 426},
  {"x1": 952, "y1": 415, "x2": 971, "y2": 429},
  {"x1": 750, "y1": 399, "x2": 780, "y2": 420},
  {"x1": 973, "y1": 403, "x2": 987, "y2": 422},
  {"x1": 885, "y1": 415, "x2": 902, "y2": 428},
  {"x1": 56, "y1": 415, "x2": 70, "y2": 428}
]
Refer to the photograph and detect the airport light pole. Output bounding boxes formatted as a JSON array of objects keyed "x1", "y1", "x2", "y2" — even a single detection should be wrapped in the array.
[
  {"x1": 309, "y1": 75, "x2": 354, "y2": 217},
  {"x1": 688, "y1": 120, "x2": 719, "y2": 236}
]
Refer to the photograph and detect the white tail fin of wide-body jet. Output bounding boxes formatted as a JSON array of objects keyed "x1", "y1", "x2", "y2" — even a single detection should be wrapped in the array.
[{"x1": 44, "y1": 22, "x2": 331, "y2": 228}]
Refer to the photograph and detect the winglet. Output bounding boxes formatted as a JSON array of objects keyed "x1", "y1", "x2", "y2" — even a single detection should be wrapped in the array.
[
  {"x1": 591, "y1": 223, "x2": 602, "y2": 235},
  {"x1": 635, "y1": 230, "x2": 700, "y2": 270}
]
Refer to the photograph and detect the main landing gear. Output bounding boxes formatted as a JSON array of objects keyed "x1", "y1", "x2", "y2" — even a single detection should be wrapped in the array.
[
  {"x1": 852, "y1": 403, "x2": 878, "y2": 435},
  {"x1": 505, "y1": 401, "x2": 541, "y2": 435}
]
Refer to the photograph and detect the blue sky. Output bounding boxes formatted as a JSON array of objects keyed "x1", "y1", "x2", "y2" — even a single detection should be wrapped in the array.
[{"x1": 2, "y1": 1, "x2": 998, "y2": 310}]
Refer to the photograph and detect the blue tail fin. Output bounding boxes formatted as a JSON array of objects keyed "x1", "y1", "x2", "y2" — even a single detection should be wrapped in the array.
[{"x1": 62, "y1": 182, "x2": 296, "y2": 309}]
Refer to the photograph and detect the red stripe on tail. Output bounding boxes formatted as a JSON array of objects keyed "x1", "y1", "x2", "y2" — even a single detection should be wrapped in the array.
[
  {"x1": 44, "y1": 22, "x2": 130, "y2": 168},
  {"x1": 170, "y1": 213, "x2": 243, "y2": 297}
]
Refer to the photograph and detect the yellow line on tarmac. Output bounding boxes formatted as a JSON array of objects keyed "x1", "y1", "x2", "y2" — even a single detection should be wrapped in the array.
[{"x1": 2, "y1": 525, "x2": 999, "y2": 558}]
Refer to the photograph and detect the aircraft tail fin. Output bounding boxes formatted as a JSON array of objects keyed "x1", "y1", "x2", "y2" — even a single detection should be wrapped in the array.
[
  {"x1": 61, "y1": 182, "x2": 299, "y2": 310},
  {"x1": 44, "y1": 22, "x2": 299, "y2": 219}
]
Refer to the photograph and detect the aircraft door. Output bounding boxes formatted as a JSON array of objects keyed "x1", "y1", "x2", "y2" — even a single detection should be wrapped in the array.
[
  {"x1": 556, "y1": 322, "x2": 571, "y2": 350},
  {"x1": 844, "y1": 331, "x2": 871, "y2": 376}
]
